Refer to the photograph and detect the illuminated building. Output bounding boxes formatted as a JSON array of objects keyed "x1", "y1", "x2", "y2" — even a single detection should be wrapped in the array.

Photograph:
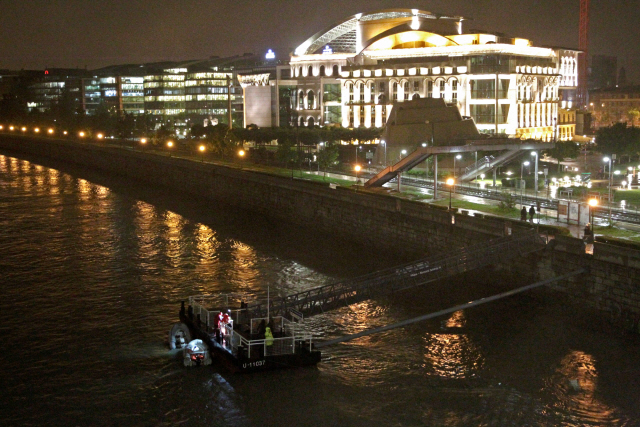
[
  {"x1": 282, "y1": 8, "x2": 580, "y2": 141},
  {"x1": 589, "y1": 85, "x2": 640, "y2": 129},
  {"x1": 27, "y1": 69, "x2": 86, "y2": 113}
]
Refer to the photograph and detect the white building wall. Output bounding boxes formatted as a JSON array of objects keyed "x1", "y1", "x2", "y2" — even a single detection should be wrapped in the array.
[{"x1": 244, "y1": 86, "x2": 273, "y2": 128}]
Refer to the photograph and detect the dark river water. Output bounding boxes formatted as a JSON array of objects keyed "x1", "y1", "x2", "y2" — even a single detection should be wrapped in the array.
[{"x1": 2, "y1": 151, "x2": 640, "y2": 427}]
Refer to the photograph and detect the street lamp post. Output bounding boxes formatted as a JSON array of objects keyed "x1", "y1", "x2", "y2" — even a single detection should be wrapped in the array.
[
  {"x1": 354, "y1": 164, "x2": 361, "y2": 190},
  {"x1": 531, "y1": 151, "x2": 539, "y2": 200},
  {"x1": 521, "y1": 161, "x2": 530, "y2": 205},
  {"x1": 588, "y1": 198, "x2": 598, "y2": 236},
  {"x1": 454, "y1": 154, "x2": 461, "y2": 178},
  {"x1": 446, "y1": 178, "x2": 454, "y2": 210},
  {"x1": 379, "y1": 140, "x2": 387, "y2": 167},
  {"x1": 603, "y1": 156, "x2": 613, "y2": 225}
]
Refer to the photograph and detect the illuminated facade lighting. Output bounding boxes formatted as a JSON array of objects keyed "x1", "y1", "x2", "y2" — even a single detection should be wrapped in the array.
[{"x1": 283, "y1": 8, "x2": 578, "y2": 139}]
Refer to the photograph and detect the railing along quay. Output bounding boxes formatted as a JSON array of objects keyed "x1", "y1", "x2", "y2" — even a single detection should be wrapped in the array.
[
  {"x1": 348, "y1": 170, "x2": 640, "y2": 225},
  {"x1": 248, "y1": 231, "x2": 546, "y2": 318}
]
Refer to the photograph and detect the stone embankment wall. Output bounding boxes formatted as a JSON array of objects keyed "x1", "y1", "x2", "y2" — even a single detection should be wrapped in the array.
[
  {"x1": 538, "y1": 236, "x2": 640, "y2": 332},
  {"x1": 2, "y1": 135, "x2": 640, "y2": 330}
]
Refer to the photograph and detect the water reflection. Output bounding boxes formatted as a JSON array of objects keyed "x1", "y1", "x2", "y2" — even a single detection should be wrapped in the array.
[
  {"x1": 423, "y1": 310, "x2": 483, "y2": 379},
  {"x1": 545, "y1": 350, "x2": 621, "y2": 425}
]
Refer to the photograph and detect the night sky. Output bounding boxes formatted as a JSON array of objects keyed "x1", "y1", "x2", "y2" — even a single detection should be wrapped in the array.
[{"x1": 1, "y1": 0, "x2": 638, "y2": 82}]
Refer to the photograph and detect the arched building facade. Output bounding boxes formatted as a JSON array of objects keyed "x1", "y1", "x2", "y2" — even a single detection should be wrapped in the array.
[{"x1": 281, "y1": 8, "x2": 579, "y2": 140}]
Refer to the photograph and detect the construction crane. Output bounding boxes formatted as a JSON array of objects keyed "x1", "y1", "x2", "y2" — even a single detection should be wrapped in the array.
[{"x1": 578, "y1": 0, "x2": 589, "y2": 107}]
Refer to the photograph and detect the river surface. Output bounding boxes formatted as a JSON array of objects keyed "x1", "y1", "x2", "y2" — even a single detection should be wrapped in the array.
[{"x1": 2, "y1": 151, "x2": 640, "y2": 427}]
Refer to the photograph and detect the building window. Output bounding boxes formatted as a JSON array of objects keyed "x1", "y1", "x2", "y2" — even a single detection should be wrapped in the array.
[
  {"x1": 470, "y1": 104, "x2": 496, "y2": 124},
  {"x1": 360, "y1": 84, "x2": 365, "y2": 102},
  {"x1": 320, "y1": 65, "x2": 326, "y2": 76},
  {"x1": 307, "y1": 91, "x2": 315, "y2": 109},
  {"x1": 308, "y1": 66, "x2": 313, "y2": 77},
  {"x1": 470, "y1": 79, "x2": 495, "y2": 99},
  {"x1": 452, "y1": 79, "x2": 458, "y2": 102},
  {"x1": 299, "y1": 90, "x2": 304, "y2": 108},
  {"x1": 349, "y1": 108, "x2": 354, "y2": 127},
  {"x1": 414, "y1": 80, "x2": 419, "y2": 92},
  {"x1": 349, "y1": 84, "x2": 354, "y2": 102},
  {"x1": 393, "y1": 82, "x2": 398, "y2": 100},
  {"x1": 323, "y1": 84, "x2": 340, "y2": 102},
  {"x1": 427, "y1": 80, "x2": 433, "y2": 98},
  {"x1": 404, "y1": 82, "x2": 410, "y2": 100},
  {"x1": 333, "y1": 65, "x2": 339, "y2": 76},
  {"x1": 439, "y1": 80, "x2": 446, "y2": 98}
]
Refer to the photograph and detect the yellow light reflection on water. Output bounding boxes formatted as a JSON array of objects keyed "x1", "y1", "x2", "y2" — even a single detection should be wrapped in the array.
[
  {"x1": 546, "y1": 350, "x2": 618, "y2": 424},
  {"x1": 422, "y1": 310, "x2": 483, "y2": 379}
]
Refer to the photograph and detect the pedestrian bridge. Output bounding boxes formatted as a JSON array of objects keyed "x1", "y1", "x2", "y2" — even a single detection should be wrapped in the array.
[
  {"x1": 365, "y1": 141, "x2": 554, "y2": 188},
  {"x1": 248, "y1": 230, "x2": 546, "y2": 318}
]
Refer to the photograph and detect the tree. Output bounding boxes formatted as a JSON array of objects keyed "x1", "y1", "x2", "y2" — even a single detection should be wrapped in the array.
[
  {"x1": 543, "y1": 141, "x2": 580, "y2": 172},
  {"x1": 317, "y1": 142, "x2": 339, "y2": 178},
  {"x1": 595, "y1": 123, "x2": 640, "y2": 163},
  {"x1": 628, "y1": 108, "x2": 640, "y2": 126}
]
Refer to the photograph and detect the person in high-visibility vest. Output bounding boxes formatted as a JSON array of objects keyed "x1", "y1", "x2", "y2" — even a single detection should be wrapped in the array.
[{"x1": 265, "y1": 326, "x2": 274, "y2": 346}]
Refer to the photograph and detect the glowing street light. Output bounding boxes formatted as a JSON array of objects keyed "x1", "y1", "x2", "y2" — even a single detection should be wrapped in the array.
[
  {"x1": 34, "y1": 127, "x2": 40, "y2": 133},
  {"x1": 9, "y1": 126, "x2": 14, "y2": 131},
  {"x1": 446, "y1": 178, "x2": 455, "y2": 210},
  {"x1": 21, "y1": 127, "x2": 27, "y2": 132},
  {"x1": 454, "y1": 154, "x2": 461, "y2": 177},
  {"x1": 238, "y1": 149, "x2": 245, "y2": 157},
  {"x1": 79, "y1": 131, "x2": 85, "y2": 137},
  {"x1": 355, "y1": 164, "x2": 362, "y2": 184},
  {"x1": 48, "y1": 128, "x2": 54, "y2": 134},
  {"x1": 63, "y1": 131, "x2": 68, "y2": 135},
  {"x1": 140, "y1": 138, "x2": 147, "y2": 144},
  {"x1": 167, "y1": 141, "x2": 173, "y2": 148},
  {"x1": 199, "y1": 145, "x2": 205, "y2": 152},
  {"x1": 97, "y1": 133, "x2": 104, "y2": 139},
  {"x1": 0, "y1": 125, "x2": 3, "y2": 130}
]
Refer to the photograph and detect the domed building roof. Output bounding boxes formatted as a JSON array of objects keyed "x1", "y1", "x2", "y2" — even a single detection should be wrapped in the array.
[{"x1": 294, "y1": 9, "x2": 467, "y2": 57}]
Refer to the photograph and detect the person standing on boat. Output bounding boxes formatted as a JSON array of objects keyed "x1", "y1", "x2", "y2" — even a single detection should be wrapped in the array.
[{"x1": 265, "y1": 327, "x2": 274, "y2": 348}]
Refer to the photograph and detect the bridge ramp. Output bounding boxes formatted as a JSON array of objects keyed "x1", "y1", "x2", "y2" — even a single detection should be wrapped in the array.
[{"x1": 249, "y1": 231, "x2": 546, "y2": 318}]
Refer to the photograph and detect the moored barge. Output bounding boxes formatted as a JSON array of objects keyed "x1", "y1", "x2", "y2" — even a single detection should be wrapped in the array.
[{"x1": 170, "y1": 294, "x2": 321, "y2": 372}]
